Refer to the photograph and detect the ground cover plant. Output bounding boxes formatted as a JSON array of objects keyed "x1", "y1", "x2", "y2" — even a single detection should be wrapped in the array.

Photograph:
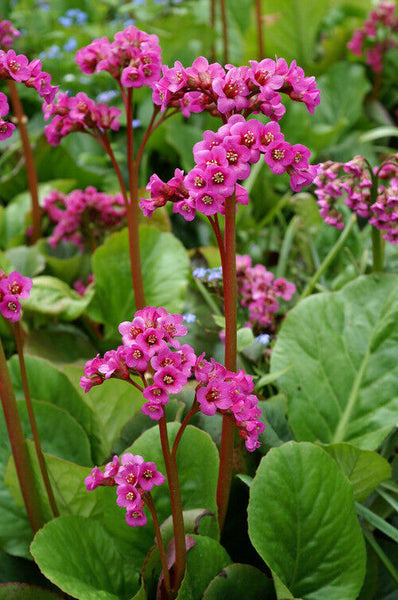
[{"x1": 0, "y1": 1, "x2": 398, "y2": 599}]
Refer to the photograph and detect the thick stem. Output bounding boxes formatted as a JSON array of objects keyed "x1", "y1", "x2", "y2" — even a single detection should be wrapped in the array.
[
  {"x1": 144, "y1": 492, "x2": 172, "y2": 598},
  {"x1": 208, "y1": 215, "x2": 226, "y2": 265},
  {"x1": 255, "y1": 0, "x2": 264, "y2": 59},
  {"x1": 210, "y1": 0, "x2": 216, "y2": 62},
  {"x1": 0, "y1": 336, "x2": 45, "y2": 532},
  {"x1": 125, "y1": 89, "x2": 146, "y2": 310},
  {"x1": 219, "y1": 0, "x2": 229, "y2": 64},
  {"x1": 7, "y1": 80, "x2": 41, "y2": 243},
  {"x1": 158, "y1": 416, "x2": 186, "y2": 593},
  {"x1": 13, "y1": 323, "x2": 59, "y2": 518},
  {"x1": 216, "y1": 193, "x2": 237, "y2": 531}
]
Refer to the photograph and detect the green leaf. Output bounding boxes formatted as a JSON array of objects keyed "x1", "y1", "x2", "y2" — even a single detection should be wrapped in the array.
[
  {"x1": 248, "y1": 442, "x2": 366, "y2": 600},
  {"x1": 24, "y1": 324, "x2": 97, "y2": 365},
  {"x1": 0, "y1": 584, "x2": 63, "y2": 599},
  {"x1": 90, "y1": 226, "x2": 189, "y2": 331},
  {"x1": 202, "y1": 563, "x2": 273, "y2": 599},
  {"x1": 17, "y1": 400, "x2": 92, "y2": 466},
  {"x1": 8, "y1": 356, "x2": 94, "y2": 444},
  {"x1": 30, "y1": 516, "x2": 140, "y2": 600},
  {"x1": 5, "y1": 246, "x2": 45, "y2": 278},
  {"x1": 260, "y1": 0, "x2": 331, "y2": 68},
  {"x1": 23, "y1": 275, "x2": 94, "y2": 321},
  {"x1": 322, "y1": 443, "x2": 391, "y2": 502},
  {"x1": 271, "y1": 274, "x2": 398, "y2": 449},
  {"x1": 176, "y1": 535, "x2": 230, "y2": 600},
  {"x1": 313, "y1": 62, "x2": 371, "y2": 131},
  {"x1": 237, "y1": 327, "x2": 254, "y2": 352},
  {"x1": 356, "y1": 503, "x2": 398, "y2": 544}
]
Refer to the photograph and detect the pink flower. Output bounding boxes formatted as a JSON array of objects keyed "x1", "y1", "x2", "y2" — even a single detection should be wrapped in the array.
[{"x1": 0, "y1": 294, "x2": 21, "y2": 322}]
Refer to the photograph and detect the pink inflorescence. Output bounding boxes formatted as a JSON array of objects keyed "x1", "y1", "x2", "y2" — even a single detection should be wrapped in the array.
[
  {"x1": 314, "y1": 155, "x2": 398, "y2": 244},
  {"x1": 0, "y1": 19, "x2": 20, "y2": 50},
  {"x1": 43, "y1": 186, "x2": 126, "y2": 250},
  {"x1": 0, "y1": 91, "x2": 15, "y2": 140},
  {"x1": 0, "y1": 48, "x2": 58, "y2": 103},
  {"x1": 75, "y1": 25, "x2": 162, "y2": 89},
  {"x1": 0, "y1": 269, "x2": 33, "y2": 323},
  {"x1": 80, "y1": 306, "x2": 264, "y2": 452},
  {"x1": 236, "y1": 255, "x2": 296, "y2": 331},
  {"x1": 43, "y1": 91, "x2": 122, "y2": 145},
  {"x1": 139, "y1": 115, "x2": 318, "y2": 220},
  {"x1": 347, "y1": 1, "x2": 398, "y2": 73},
  {"x1": 85, "y1": 452, "x2": 165, "y2": 528},
  {"x1": 153, "y1": 55, "x2": 320, "y2": 119}
]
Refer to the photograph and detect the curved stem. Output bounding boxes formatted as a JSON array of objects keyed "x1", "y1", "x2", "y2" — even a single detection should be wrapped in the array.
[
  {"x1": 158, "y1": 416, "x2": 186, "y2": 593},
  {"x1": 7, "y1": 80, "x2": 41, "y2": 243},
  {"x1": 216, "y1": 193, "x2": 237, "y2": 531},
  {"x1": 144, "y1": 492, "x2": 172, "y2": 598},
  {"x1": 126, "y1": 377, "x2": 144, "y2": 393},
  {"x1": 13, "y1": 323, "x2": 59, "y2": 518},
  {"x1": 135, "y1": 105, "x2": 161, "y2": 168},
  {"x1": 171, "y1": 399, "x2": 200, "y2": 459},
  {"x1": 0, "y1": 335, "x2": 45, "y2": 532},
  {"x1": 371, "y1": 226, "x2": 384, "y2": 273}
]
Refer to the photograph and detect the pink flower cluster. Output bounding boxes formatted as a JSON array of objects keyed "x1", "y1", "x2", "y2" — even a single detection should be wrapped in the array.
[
  {"x1": 153, "y1": 55, "x2": 320, "y2": 119},
  {"x1": 85, "y1": 452, "x2": 165, "y2": 528},
  {"x1": 75, "y1": 25, "x2": 162, "y2": 89},
  {"x1": 43, "y1": 91, "x2": 121, "y2": 146},
  {"x1": 236, "y1": 255, "x2": 296, "y2": 331},
  {"x1": 0, "y1": 19, "x2": 20, "y2": 50},
  {"x1": 73, "y1": 274, "x2": 95, "y2": 296},
  {"x1": 314, "y1": 155, "x2": 398, "y2": 243},
  {"x1": 140, "y1": 115, "x2": 317, "y2": 220},
  {"x1": 347, "y1": 1, "x2": 398, "y2": 73},
  {"x1": 43, "y1": 186, "x2": 126, "y2": 250},
  {"x1": 80, "y1": 306, "x2": 264, "y2": 452},
  {"x1": 0, "y1": 48, "x2": 58, "y2": 103},
  {"x1": 0, "y1": 270, "x2": 33, "y2": 323},
  {"x1": 0, "y1": 91, "x2": 15, "y2": 140}
]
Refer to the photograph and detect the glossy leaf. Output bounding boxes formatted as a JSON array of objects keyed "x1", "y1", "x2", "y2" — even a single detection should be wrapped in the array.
[
  {"x1": 323, "y1": 443, "x2": 391, "y2": 502},
  {"x1": 271, "y1": 275, "x2": 398, "y2": 449},
  {"x1": 23, "y1": 275, "x2": 94, "y2": 321},
  {"x1": 176, "y1": 535, "x2": 230, "y2": 600},
  {"x1": 248, "y1": 442, "x2": 366, "y2": 600},
  {"x1": 90, "y1": 226, "x2": 189, "y2": 331},
  {"x1": 30, "y1": 516, "x2": 140, "y2": 600},
  {"x1": 202, "y1": 563, "x2": 274, "y2": 600}
]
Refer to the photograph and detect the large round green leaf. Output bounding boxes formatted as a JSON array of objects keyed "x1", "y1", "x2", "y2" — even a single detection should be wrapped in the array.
[
  {"x1": 30, "y1": 516, "x2": 140, "y2": 600},
  {"x1": 322, "y1": 443, "x2": 391, "y2": 502},
  {"x1": 90, "y1": 226, "x2": 189, "y2": 331},
  {"x1": 248, "y1": 442, "x2": 366, "y2": 600},
  {"x1": 24, "y1": 276, "x2": 94, "y2": 321},
  {"x1": 271, "y1": 274, "x2": 398, "y2": 449},
  {"x1": 176, "y1": 535, "x2": 230, "y2": 600},
  {"x1": 202, "y1": 563, "x2": 274, "y2": 600}
]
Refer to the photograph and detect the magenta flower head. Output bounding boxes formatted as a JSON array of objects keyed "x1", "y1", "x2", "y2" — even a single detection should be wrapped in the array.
[{"x1": 0, "y1": 270, "x2": 32, "y2": 323}]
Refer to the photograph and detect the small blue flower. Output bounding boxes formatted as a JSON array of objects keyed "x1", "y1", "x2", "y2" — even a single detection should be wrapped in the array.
[
  {"x1": 183, "y1": 313, "x2": 196, "y2": 323},
  {"x1": 207, "y1": 267, "x2": 223, "y2": 281},
  {"x1": 123, "y1": 18, "x2": 136, "y2": 27},
  {"x1": 96, "y1": 90, "x2": 119, "y2": 103},
  {"x1": 58, "y1": 15, "x2": 73, "y2": 27},
  {"x1": 132, "y1": 119, "x2": 142, "y2": 129},
  {"x1": 193, "y1": 267, "x2": 208, "y2": 279},
  {"x1": 63, "y1": 38, "x2": 78, "y2": 52},
  {"x1": 66, "y1": 9, "x2": 88, "y2": 24},
  {"x1": 39, "y1": 45, "x2": 62, "y2": 60},
  {"x1": 254, "y1": 334, "x2": 270, "y2": 346}
]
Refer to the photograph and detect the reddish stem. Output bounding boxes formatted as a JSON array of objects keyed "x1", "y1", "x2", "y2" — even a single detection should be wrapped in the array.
[
  {"x1": 13, "y1": 323, "x2": 59, "y2": 517},
  {"x1": 7, "y1": 80, "x2": 41, "y2": 243},
  {"x1": 210, "y1": 0, "x2": 216, "y2": 62},
  {"x1": 158, "y1": 416, "x2": 186, "y2": 593},
  {"x1": 144, "y1": 491, "x2": 172, "y2": 598},
  {"x1": 208, "y1": 215, "x2": 226, "y2": 265},
  {"x1": 255, "y1": 0, "x2": 264, "y2": 59},
  {"x1": 219, "y1": 0, "x2": 229, "y2": 64},
  {"x1": 216, "y1": 193, "x2": 237, "y2": 531},
  {"x1": 125, "y1": 88, "x2": 146, "y2": 310},
  {"x1": 0, "y1": 335, "x2": 45, "y2": 532}
]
